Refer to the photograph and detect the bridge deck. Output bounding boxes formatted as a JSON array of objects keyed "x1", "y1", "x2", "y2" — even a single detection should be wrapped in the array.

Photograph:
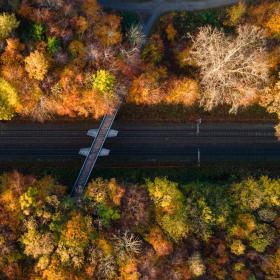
[{"x1": 71, "y1": 101, "x2": 121, "y2": 196}]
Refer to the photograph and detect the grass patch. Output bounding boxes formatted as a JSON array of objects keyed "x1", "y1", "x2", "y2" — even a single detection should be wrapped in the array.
[
  {"x1": 2, "y1": 160, "x2": 280, "y2": 189},
  {"x1": 92, "y1": 164, "x2": 280, "y2": 185},
  {"x1": 0, "y1": 160, "x2": 82, "y2": 187},
  {"x1": 119, "y1": 102, "x2": 276, "y2": 122}
]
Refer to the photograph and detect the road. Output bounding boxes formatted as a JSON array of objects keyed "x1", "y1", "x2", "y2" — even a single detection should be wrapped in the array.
[
  {"x1": 98, "y1": 0, "x2": 240, "y2": 34},
  {"x1": 99, "y1": 0, "x2": 240, "y2": 12},
  {"x1": 0, "y1": 122, "x2": 279, "y2": 166}
]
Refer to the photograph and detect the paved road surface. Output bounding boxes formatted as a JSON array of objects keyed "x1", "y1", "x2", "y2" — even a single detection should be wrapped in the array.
[
  {"x1": 98, "y1": 0, "x2": 240, "y2": 34},
  {"x1": 0, "y1": 122, "x2": 279, "y2": 166},
  {"x1": 99, "y1": 0, "x2": 240, "y2": 12}
]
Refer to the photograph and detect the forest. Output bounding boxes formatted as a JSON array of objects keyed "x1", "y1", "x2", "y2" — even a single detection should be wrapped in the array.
[
  {"x1": 0, "y1": 0, "x2": 142, "y2": 121},
  {"x1": 0, "y1": 0, "x2": 279, "y2": 127},
  {"x1": 0, "y1": 171, "x2": 279, "y2": 279},
  {"x1": 128, "y1": 0, "x2": 280, "y2": 127}
]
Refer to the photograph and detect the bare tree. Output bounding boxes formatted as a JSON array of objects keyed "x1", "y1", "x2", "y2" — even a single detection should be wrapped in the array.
[
  {"x1": 127, "y1": 24, "x2": 145, "y2": 49},
  {"x1": 112, "y1": 231, "x2": 142, "y2": 258},
  {"x1": 188, "y1": 25, "x2": 270, "y2": 113}
]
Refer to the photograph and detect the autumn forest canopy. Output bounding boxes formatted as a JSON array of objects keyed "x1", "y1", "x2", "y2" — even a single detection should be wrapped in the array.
[
  {"x1": 0, "y1": 0, "x2": 143, "y2": 121},
  {"x1": 0, "y1": 171, "x2": 279, "y2": 279},
  {"x1": 0, "y1": 0, "x2": 279, "y2": 125}
]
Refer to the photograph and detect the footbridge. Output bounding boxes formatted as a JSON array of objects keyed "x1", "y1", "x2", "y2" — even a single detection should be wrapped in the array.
[{"x1": 71, "y1": 99, "x2": 121, "y2": 196}]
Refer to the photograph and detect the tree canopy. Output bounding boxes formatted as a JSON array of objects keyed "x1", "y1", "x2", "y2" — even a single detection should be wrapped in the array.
[
  {"x1": 0, "y1": 171, "x2": 279, "y2": 279},
  {"x1": 0, "y1": 77, "x2": 19, "y2": 120}
]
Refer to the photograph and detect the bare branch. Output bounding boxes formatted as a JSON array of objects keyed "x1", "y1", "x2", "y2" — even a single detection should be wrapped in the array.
[{"x1": 189, "y1": 25, "x2": 270, "y2": 113}]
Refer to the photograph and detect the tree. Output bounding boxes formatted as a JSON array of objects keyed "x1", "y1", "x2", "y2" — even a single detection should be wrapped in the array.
[
  {"x1": 230, "y1": 176, "x2": 280, "y2": 211},
  {"x1": 21, "y1": 219, "x2": 56, "y2": 258},
  {"x1": 229, "y1": 214, "x2": 256, "y2": 240},
  {"x1": 127, "y1": 24, "x2": 145, "y2": 49},
  {"x1": 119, "y1": 258, "x2": 140, "y2": 280},
  {"x1": 0, "y1": 98, "x2": 15, "y2": 120},
  {"x1": 247, "y1": 1, "x2": 280, "y2": 38},
  {"x1": 94, "y1": 14, "x2": 122, "y2": 47},
  {"x1": 0, "y1": 38, "x2": 26, "y2": 93},
  {"x1": 165, "y1": 78, "x2": 199, "y2": 106},
  {"x1": 0, "y1": 13, "x2": 19, "y2": 40},
  {"x1": 258, "y1": 208, "x2": 277, "y2": 222},
  {"x1": 248, "y1": 224, "x2": 276, "y2": 252},
  {"x1": 225, "y1": 1, "x2": 246, "y2": 26},
  {"x1": 86, "y1": 178, "x2": 124, "y2": 207},
  {"x1": 145, "y1": 226, "x2": 173, "y2": 256},
  {"x1": 85, "y1": 178, "x2": 123, "y2": 227},
  {"x1": 142, "y1": 34, "x2": 164, "y2": 64},
  {"x1": 187, "y1": 252, "x2": 206, "y2": 278},
  {"x1": 75, "y1": 16, "x2": 88, "y2": 34},
  {"x1": 97, "y1": 204, "x2": 120, "y2": 228},
  {"x1": 24, "y1": 50, "x2": 49, "y2": 81},
  {"x1": 260, "y1": 73, "x2": 280, "y2": 117},
  {"x1": 113, "y1": 231, "x2": 142, "y2": 259},
  {"x1": 0, "y1": 172, "x2": 67, "y2": 279},
  {"x1": 68, "y1": 40, "x2": 85, "y2": 58},
  {"x1": 0, "y1": 77, "x2": 19, "y2": 120},
  {"x1": 259, "y1": 73, "x2": 280, "y2": 138},
  {"x1": 31, "y1": 23, "x2": 44, "y2": 41},
  {"x1": 261, "y1": 248, "x2": 280, "y2": 279},
  {"x1": 147, "y1": 177, "x2": 188, "y2": 241},
  {"x1": 56, "y1": 211, "x2": 93, "y2": 268},
  {"x1": 275, "y1": 123, "x2": 280, "y2": 140},
  {"x1": 0, "y1": 171, "x2": 31, "y2": 230},
  {"x1": 82, "y1": 0, "x2": 101, "y2": 22},
  {"x1": 265, "y1": 13, "x2": 280, "y2": 38},
  {"x1": 121, "y1": 185, "x2": 152, "y2": 231},
  {"x1": 128, "y1": 66, "x2": 167, "y2": 105},
  {"x1": 47, "y1": 36, "x2": 60, "y2": 54},
  {"x1": 230, "y1": 239, "x2": 246, "y2": 255},
  {"x1": 188, "y1": 25, "x2": 270, "y2": 113},
  {"x1": 231, "y1": 266, "x2": 251, "y2": 280},
  {"x1": 187, "y1": 196, "x2": 216, "y2": 241},
  {"x1": 165, "y1": 22, "x2": 177, "y2": 42},
  {"x1": 92, "y1": 70, "x2": 116, "y2": 98}
]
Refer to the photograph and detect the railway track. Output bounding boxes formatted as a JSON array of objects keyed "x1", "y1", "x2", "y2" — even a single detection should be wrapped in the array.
[{"x1": 0, "y1": 122, "x2": 279, "y2": 165}]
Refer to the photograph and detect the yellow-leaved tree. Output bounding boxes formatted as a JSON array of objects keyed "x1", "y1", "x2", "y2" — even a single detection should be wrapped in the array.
[
  {"x1": 0, "y1": 77, "x2": 19, "y2": 120},
  {"x1": 225, "y1": 1, "x2": 246, "y2": 26},
  {"x1": 265, "y1": 13, "x2": 280, "y2": 38},
  {"x1": 0, "y1": 13, "x2": 19, "y2": 40},
  {"x1": 147, "y1": 177, "x2": 189, "y2": 242},
  {"x1": 24, "y1": 50, "x2": 49, "y2": 81}
]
